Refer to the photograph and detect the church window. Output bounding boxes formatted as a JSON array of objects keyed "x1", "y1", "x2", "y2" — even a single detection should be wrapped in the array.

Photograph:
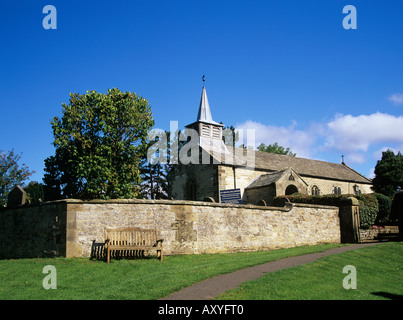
[
  {"x1": 333, "y1": 186, "x2": 342, "y2": 195},
  {"x1": 353, "y1": 184, "x2": 361, "y2": 195},
  {"x1": 312, "y1": 185, "x2": 320, "y2": 196}
]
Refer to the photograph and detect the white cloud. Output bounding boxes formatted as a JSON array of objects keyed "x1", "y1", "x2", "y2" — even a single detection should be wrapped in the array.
[
  {"x1": 323, "y1": 112, "x2": 403, "y2": 153},
  {"x1": 367, "y1": 168, "x2": 375, "y2": 179},
  {"x1": 236, "y1": 112, "x2": 403, "y2": 166},
  {"x1": 372, "y1": 145, "x2": 402, "y2": 161},
  {"x1": 388, "y1": 93, "x2": 403, "y2": 105},
  {"x1": 235, "y1": 120, "x2": 316, "y2": 158}
]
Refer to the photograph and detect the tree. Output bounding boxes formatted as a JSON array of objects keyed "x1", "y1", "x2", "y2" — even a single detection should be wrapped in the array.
[
  {"x1": 257, "y1": 142, "x2": 296, "y2": 156},
  {"x1": 140, "y1": 161, "x2": 169, "y2": 200},
  {"x1": 140, "y1": 129, "x2": 185, "y2": 200},
  {"x1": 222, "y1": 125, "x2": 239, "y2": 148},
  {"x1": 24, "y1": 181, "x2": 45, "y2": 204},
  {"x1": 0, "y1": 149, "x2": 34, "y2": 206},
  {"x1": 372, "y1": 149, "x2": 403, "y2": 197},
  {"x1": 139, "y1": 136, "x2": 168, "y2": 200},
  {"x1": 43, "y1": 88, "x2": 154, "y2": 200}
]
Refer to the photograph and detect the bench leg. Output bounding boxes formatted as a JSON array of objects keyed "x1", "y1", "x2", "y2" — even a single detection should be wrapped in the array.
[
  {"x1": 107, "y1": 247, "x2": 111, "y2": 263},
  {"x1": 158, "y1": 244, "x2": 163, "y2": 261}
]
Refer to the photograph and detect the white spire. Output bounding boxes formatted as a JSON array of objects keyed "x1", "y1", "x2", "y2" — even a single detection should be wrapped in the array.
[
  {"x1": 196, "y1": 86, "x2": 222, "y2": 125},
  {"x1": 197, "y1": 86, "x2": 214, "y2": 123}
]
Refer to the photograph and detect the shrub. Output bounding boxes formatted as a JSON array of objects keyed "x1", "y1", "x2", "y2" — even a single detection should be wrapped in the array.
[
  {"x1": 373, "y1": 193, "x2": 392, "y2": 225},
  {"x1": 273, "y1": 194, "x2": 351, "y2": 207},
  {"x1": 390, "y1": 191, "x2": 403, "y2": 223},
  {"x1": 355, "y1": 194, "x2": 379, "y2": 229}
]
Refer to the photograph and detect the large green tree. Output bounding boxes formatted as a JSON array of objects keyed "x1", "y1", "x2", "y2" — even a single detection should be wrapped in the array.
[
  {"x1": 43, "y1": 88, "x2": 154, "y2": 200},
  {"x1": 257, "y1": 142, "x2": 296, "y2": 156},
  {"x1": 372, "y1": 149, "x2": 403, "y2": 197}
]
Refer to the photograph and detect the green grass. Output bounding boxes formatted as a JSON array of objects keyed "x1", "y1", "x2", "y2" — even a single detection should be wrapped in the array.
[
  {"x1": 216, "y1": 242, "x2": 403, "y2": 300},
  {"x1": 2, "y1": 242, "x2": 401, "y2": 300},
  {"x1": 0, "y1": 243, "x2": 344, "y2": 300}
]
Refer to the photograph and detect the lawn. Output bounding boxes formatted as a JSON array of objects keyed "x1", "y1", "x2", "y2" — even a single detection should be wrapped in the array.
[
  {"x1": 0, "y1": 243, "x2": 344, "y2": 300},
  {"x1": 1, "y1": 242, "x2": 401, "y2": 300},
  {"x1": 216, "y1": 242, "x2": 403, "y2": 300}
]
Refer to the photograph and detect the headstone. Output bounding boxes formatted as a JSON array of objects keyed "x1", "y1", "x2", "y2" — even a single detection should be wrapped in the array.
[
  {"x1": 7, "y1": 185, "x2": 26, "y2": 207},
  {"x1": 220, "y1": 188, "x2": 242, "y2": 204}
]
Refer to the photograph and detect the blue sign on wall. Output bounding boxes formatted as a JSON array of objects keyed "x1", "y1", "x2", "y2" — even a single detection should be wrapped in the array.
[{"x1": 220, "y1": 188, "x2": 242, "y2": 204}]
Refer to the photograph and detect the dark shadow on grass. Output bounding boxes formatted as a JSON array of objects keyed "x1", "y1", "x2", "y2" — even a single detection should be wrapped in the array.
[{"x1": 372, "y1": 292, "x2": 403, "y2": 300}]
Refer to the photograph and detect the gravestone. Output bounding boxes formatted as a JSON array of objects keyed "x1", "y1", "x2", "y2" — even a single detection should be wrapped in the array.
[{"x1": 7, "y1": 185, "x2": 26, "y2": 207}]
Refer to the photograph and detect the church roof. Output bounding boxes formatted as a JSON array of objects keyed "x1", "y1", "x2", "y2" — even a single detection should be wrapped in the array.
[
  {"x1": 207, "y1": 146, "x2": 372, "y2": 184},
  {"x1": 245, "y1": 168, "x2": 308, "y2": 190},
  {"x1": 245, "y1": 170, "x2": 286, "y2": 189}
]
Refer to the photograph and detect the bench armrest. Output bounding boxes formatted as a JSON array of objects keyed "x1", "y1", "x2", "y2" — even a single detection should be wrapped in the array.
[{"x1": 154, "y1": 239, "x2": 164, "y2": 248}]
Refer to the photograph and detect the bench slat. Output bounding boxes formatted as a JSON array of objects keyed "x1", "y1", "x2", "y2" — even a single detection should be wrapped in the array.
[{"x1": 105, "y1": 227, "x2": 163, "y2": 263}]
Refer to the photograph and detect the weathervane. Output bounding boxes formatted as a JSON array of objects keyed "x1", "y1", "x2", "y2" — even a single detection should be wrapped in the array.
[{"x1": 202, "y1": 74, "x2": 205, "y2": 87}]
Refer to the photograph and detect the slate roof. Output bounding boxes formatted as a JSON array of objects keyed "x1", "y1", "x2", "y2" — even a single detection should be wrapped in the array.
[
  {"x1": 209, "y1": 146, "x2": 372, "y2": 184},
  {"x1": 245, "y1": 170, "x2": 286, "y2": 189},
  {"x1": 252, "y1": 150, "x2": 371, "y2": 184}
]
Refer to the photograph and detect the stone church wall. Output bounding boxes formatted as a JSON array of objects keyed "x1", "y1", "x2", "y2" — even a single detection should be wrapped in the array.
[
  {"x1": 170, "y1": 164, "x2": 219, "y2": 201},
  {"x1": 170, "y1": 162, "x2": 372, "y2": 205},
  {"x1": 0, "y1": 199, "x2": 341, "y2": 258},
  {"x1": 301, "y1": 176, "x2": 373, "y2": 196}
]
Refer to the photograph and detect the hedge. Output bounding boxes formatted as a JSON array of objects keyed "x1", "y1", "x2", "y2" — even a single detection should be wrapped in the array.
[{"x1": 273, "y1": 193, "x2": 381, "y2": 229}]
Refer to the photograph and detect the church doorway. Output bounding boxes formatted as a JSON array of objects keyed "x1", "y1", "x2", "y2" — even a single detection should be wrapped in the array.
[{"x1": 285, "y1": 184, "x2": 299, "y2": 195}]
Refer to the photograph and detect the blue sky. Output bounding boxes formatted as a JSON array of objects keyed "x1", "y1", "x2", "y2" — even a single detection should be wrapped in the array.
[{"x1": 1, "y1": 0, "x2": 403, "y2": 183}]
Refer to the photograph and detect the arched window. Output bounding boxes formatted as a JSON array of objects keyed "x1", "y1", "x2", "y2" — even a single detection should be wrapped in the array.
[
  {"x1": 312, "y1": 185, "x2": 320, "y2": 196},
  {"x1": 353, "y1": 184, "x2": 361, "y2": 195}
]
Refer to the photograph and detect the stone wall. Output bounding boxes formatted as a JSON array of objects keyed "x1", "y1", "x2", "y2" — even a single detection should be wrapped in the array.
[
  {"x1": 0, "y1": 201, "x2": 67, "y2": 259},
  {"x1": 0, "y1": 199, "x2": 341, "y2": 259},
  {"x1": 359, "y1": 226, "x2": 399, "y2": 242}
]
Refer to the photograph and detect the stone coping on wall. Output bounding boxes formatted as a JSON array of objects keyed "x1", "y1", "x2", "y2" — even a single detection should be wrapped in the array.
[{"x1": 1, "y1": 197, "x2": 339, "y2": 213}]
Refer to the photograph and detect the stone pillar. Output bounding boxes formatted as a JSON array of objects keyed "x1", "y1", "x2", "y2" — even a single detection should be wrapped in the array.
[
  {"x1": 65, "y1": 202, "x2": 83, "y2": 257},
  {"x1": 339, "y1": 197, "x2": 361, "y2": 243}
]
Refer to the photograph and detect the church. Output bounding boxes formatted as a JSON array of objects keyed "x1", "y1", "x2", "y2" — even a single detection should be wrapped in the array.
[{"x1": 169, "y1": 85, "x2": 373, "y2": 205}]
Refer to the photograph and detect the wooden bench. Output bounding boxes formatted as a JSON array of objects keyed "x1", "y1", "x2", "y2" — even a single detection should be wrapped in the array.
[{"x1": 104, "y1": 227, "x2": 164, "y2": 263}]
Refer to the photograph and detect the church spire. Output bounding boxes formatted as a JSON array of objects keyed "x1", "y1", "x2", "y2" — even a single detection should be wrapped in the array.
[
  {"x1": 197, "y1": 86, "x2": 215, "y2": 124},
  {"x1": 184, "y1": 80, "x2": 229, "y2": 156}
]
